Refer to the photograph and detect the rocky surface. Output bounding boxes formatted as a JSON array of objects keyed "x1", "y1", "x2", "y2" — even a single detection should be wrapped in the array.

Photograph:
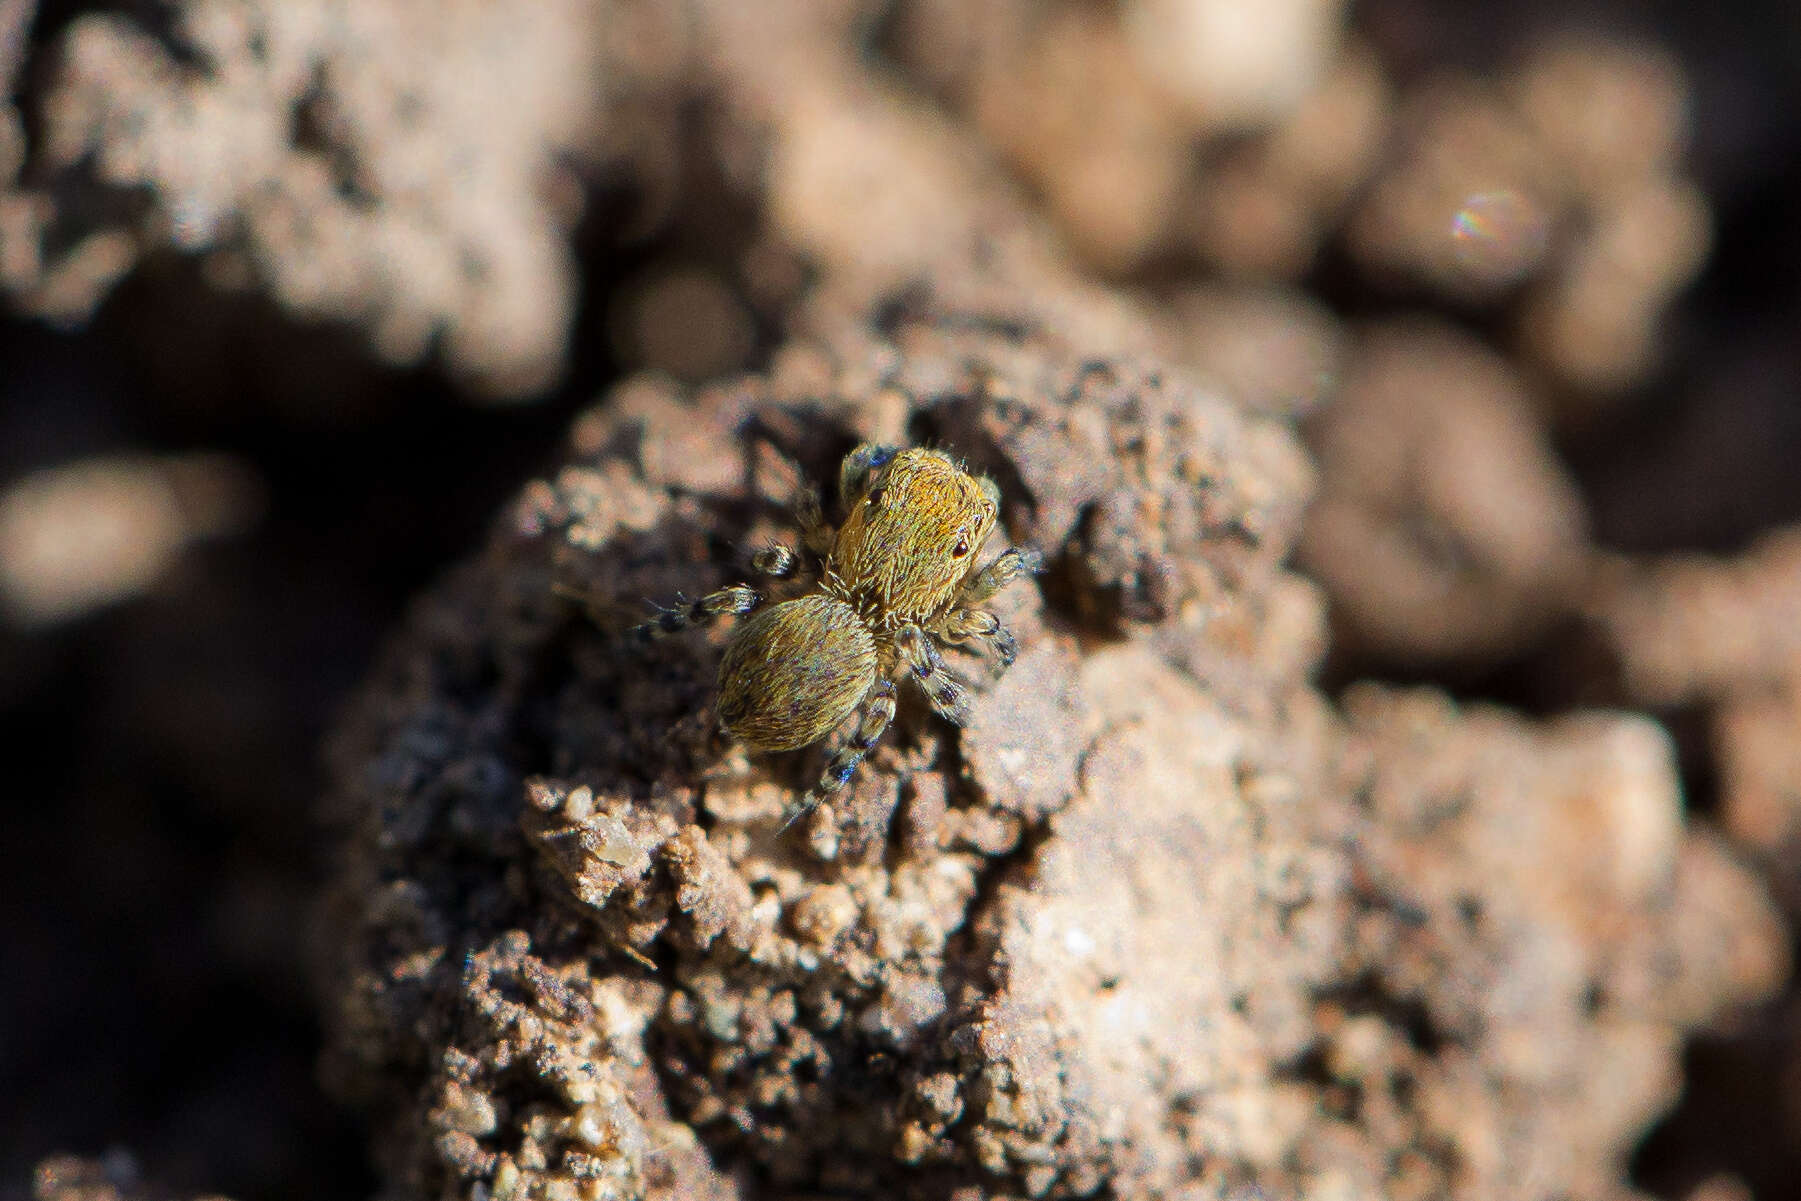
[
  {"x1": 3, "y1": 0, "x2": 624, "y2": 396},
  {"x1": 317, "y1": 316, "x2": 1782, "y2": 1200}
]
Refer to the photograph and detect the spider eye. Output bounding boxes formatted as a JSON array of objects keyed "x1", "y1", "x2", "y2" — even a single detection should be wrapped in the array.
[{"x1": 952, "y1": 538, "x2": 970, "y2": 558}]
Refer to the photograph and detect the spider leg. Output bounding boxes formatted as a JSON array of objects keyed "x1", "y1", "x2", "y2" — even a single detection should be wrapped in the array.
[
  {"x1": 794, "y1": 484, "x2": 836, "y2": 558},
  {"x1": 897, "y1": 624, "x2": 971, "y2": 725},
  {"x1": 630, "y1": 583, "x2": 763, "y2": 645},
  {"x1": 839, "y1": 442, "x2": 900, "y2": 506},
  {"x1": 751, "y1": 544, "x2": 804, "y2": 580},
  {"x1": 783, "y1": 678, "x2": 898, "y2": 828},
  {"x1": 959, "y1": 546, "x2": 1043, "y2": 606},
  {"x1": 929, "y1": 606, "x2": 1019, "y2": 673}
]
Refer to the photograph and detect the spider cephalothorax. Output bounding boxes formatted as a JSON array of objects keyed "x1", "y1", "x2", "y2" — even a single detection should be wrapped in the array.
[{"x1": 635, "y1": 443, "x2": 1040, "y2": 820}]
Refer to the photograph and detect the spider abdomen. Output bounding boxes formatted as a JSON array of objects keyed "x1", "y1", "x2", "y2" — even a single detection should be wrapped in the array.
[{"x1": 717, "y1": 594, "x2": 878, "y2": 752}]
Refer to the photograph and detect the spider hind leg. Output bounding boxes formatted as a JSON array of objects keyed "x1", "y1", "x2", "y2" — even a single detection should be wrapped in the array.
[{"x1": 782, "y1": 678, "x2": 898, "y2": 828}]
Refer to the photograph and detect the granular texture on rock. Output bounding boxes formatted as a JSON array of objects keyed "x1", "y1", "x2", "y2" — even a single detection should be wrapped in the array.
[
  {"x1": 319, "y1": 314, "x2": 1781, "y2": 1201},
  {"x1": 1331, "y1": 686, "x2": 1785, "y2": 1201}
]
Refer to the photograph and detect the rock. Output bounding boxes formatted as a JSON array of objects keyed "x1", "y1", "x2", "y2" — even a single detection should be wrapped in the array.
[{"x1": 319, "y1": 313, "x2": 1781, "y2": 1200}]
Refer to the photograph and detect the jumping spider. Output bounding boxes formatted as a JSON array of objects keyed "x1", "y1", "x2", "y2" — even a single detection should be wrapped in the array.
[{"x1": 636, "y1": 443, "x2": 1041, "y2": 822}]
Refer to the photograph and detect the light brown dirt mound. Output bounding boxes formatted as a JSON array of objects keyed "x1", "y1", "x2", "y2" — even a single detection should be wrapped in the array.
[{"x1": 317, "y1": 313, "x2": 1782, "y2": 1200}]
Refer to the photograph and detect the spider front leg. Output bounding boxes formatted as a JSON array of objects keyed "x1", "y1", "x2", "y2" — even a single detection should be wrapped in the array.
[
  {"x1": 936, "y1": 545, "x2": 1041, "y2": 671},
  {"x1": 793, "y1": 484, "x2": 835, "y2": 559},
  {"x1": 896, "y1": 625, "x2": 971, "y2": 725},
  {"x1": 960, "y1": 546, "x2": 1043, "y2": 605},
  {"x1": 839, "y1": 443, "x2": 899, "y2": 506},
  {"x1": 630, "y1": 583, "x2": 763, "y2": 644},
  {"x1": 783, "y1": 678, "x2": 898, "y2": 828},
  {"x1": 930, "y1": 606, "x2": 1019, "y2": 672}
]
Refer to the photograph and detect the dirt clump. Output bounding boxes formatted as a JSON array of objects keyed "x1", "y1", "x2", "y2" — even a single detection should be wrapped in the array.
[{"x1": 318, "y1": 314, "x2": 1781, "y2": 1200}]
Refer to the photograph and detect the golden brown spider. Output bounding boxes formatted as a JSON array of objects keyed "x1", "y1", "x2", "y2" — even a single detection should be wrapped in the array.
[{"x1": 635, "y1": 443, "x2": 1040, "y2": 821}]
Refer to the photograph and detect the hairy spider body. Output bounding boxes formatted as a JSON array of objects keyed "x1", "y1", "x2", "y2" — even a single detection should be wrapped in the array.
[
  {"x1": 716, "y1": 595, "x2": 875, "y2": 751},
  {"x1": 827, "y1": 446, "x2": 997, "y2": 627},
  {"x1": 635, "y1": 444, "x2": 1040, "y2": 819}
]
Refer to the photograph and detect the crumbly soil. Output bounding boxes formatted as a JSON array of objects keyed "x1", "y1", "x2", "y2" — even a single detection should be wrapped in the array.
[{"x1": 313, "y1": 315, "x2": 1782, "y2": 1201}]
